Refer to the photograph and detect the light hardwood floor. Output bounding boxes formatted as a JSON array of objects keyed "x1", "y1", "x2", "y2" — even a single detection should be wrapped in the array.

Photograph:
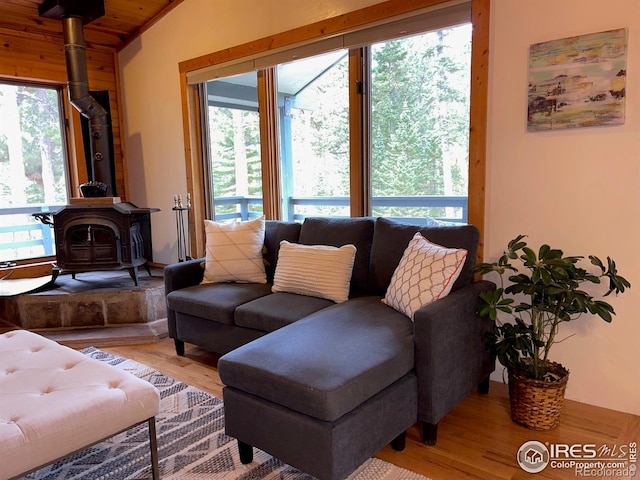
[{"x1": 103, "y1": 340, "x2": 640, "y2": 480}]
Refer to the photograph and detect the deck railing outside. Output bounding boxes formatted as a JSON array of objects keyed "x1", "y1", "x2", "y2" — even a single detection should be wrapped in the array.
[
  {"x1": 1, "y1": 196, "x2": 468, "y2": 262},
  {"x1": 213, "y1": 195, "x2": 468, "y2": 224},
  {"x1": 0, "y1": 205, "x2": 62, "y2": 262}
]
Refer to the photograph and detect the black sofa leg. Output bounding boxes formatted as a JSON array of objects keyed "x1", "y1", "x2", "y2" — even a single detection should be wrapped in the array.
[
  {"x1": 174, "y1": 339, "x2": 185, "y2": 356},
  {"x1": 478, "y1": 374, "x2": 491, "y2": 394},
  {"x1": 423, "y1": 422, "x2": 438, "y2": 446},
  {"x1": 238, "y1": 440, "x2": 254, "y2": 464},
  {"x1": 391, "y1": 431, "x2": 406, "y2": 451}
]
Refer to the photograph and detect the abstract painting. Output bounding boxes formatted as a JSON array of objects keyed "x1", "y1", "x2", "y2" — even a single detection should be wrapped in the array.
[{"x1": 527, "y1": 28, "x2": 628, "y2": 131}]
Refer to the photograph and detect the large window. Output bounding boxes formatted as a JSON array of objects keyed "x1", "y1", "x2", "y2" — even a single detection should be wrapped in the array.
[
  {"x1": 205, "y1": 72, "x2": 263, "y2": 221},
  {"x1": 277, "y1": 50, "x2": 350, "y2": 220},
  {"x1": 188, "y1": 0, "x2": 482, "y2": 233},
  {"x1": 0, "y1": 81, "x2": 69, "y2": 262},
  {"x1": 370, "y1": 24, "x2": 471, "y2": 222}
]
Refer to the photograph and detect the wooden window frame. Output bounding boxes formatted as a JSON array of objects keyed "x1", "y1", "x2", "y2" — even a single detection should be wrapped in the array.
[
  {"x1": 0, "y1": 80, "x2": 72, "y2": 269},
  {"x1": 179, "y1": 0, "x2": 489, "y2": 263}
]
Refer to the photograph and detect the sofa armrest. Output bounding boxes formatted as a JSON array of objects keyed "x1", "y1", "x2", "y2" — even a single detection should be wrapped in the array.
[
  {"x1": 413, "y1": 279, "x2": 496, "y2": 425},
  {"x1": 164, "y1": 258, "x2": 205, "y2": 341},
  {"x1": 164, "y1": 257, "x2": 205, "y2": 295}
]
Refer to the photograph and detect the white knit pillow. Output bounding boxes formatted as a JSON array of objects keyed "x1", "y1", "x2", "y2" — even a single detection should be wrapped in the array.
[
  {"x1": 384, "y1": 232, "x2": 467, "y2": 319},
  {"x1": 272, "y1": 241, "x2": 357, "y2": 303},
  {"x1": 201, "y1": 216, "x2": 266, "y2": 284}
]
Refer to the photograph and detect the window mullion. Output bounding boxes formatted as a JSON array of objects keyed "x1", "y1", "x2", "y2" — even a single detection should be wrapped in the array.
[
  {"x1": 348, "y1": 48, "x2": 369, "y2": 218},
  {"x1": 257, "y1": 68, "x2": 282, "y2": 220},
  {"x1": 197, "y1": 82, "x2": 213, "y2": 221}
]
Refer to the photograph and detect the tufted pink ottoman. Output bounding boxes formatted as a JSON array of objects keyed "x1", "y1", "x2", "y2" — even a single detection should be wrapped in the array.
[{"x1": 0, "y1": 330, "x2": 160, "y2": 480}]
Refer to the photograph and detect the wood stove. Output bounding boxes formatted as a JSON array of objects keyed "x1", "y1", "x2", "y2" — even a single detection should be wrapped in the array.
[
  {"x1": 36, "y1": 201, "x2": 159, "y2": 285},
  {"x1": 33, "y1": 1, "x2": 159, "y2": 286}
]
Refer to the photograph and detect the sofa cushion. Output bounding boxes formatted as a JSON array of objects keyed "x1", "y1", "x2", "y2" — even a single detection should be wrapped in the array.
[
  {"x1": 218, "y1": 296, "x2": 414, "y2": 422},
  {"x1": 368, "y1": 217, "x2": 479, "y2": 296},
  {"x1": 299, "y1": 217, "x2": 375, "y2": 295},
  {"x1": 264, "y1": 221, "x2": 302, "y2": 282},
  {"x1": 384, "y1": 232, "x2": 467, "y2": 319},
  {"x1": 202, "y1": 216, "x2": 266, "y2": 284},
  {"x1": 235, "y1": 292, "x2": 334, "y2": 332},
  {"x1": 272, "y1": 241, "x2": 356, "y2": 303},
  {"x1": 166, "y1": 283, "x2": 272, "y2": 325}
]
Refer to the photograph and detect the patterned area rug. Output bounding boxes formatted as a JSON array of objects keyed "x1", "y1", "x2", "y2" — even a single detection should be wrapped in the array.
[{"x1": 24, "y1": 348, "x2": 429, "y2": 480}]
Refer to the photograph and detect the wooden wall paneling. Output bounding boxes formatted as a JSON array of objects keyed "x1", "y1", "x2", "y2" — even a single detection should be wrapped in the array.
[
  {"x1": 0, "y1": 30, "x2": 67, "y2": 81},
  {"x1": 82, "y1": 45, "x2": 124, "y2": 197},
  {"x1": 113, "y1": 51, "x2": 130, "y2": 201},
  {"x1": 61, "y1": 88, "x2": 81, "y2": 191},
  {"x1": 0, "y1": 4, "x2": 71, "y2": 40},
  {"x1": 67, "y1": 105, "x2": 89, "y2": 190},
  {"x1": 0, "y1": 0, "x2": 182, "y2": 51},
  {"x1": 103, "y1": 87, "x2": 126, "y2": 198},
  {"x1": 0, "y1": 0, "x2": 177, "y2": 275},
  {"x1": 0, "y1": 26, "x2": 126, "y2": 200},
  {"x1": 0, "y1": 4, "x2": 124, "y2": 49}
]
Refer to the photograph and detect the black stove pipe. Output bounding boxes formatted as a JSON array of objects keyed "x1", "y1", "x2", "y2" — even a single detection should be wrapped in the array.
[{"x1": 61, "y1": 15, "x2": 112, "y2": 197}]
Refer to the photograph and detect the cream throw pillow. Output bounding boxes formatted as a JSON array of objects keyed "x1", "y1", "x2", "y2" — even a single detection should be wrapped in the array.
[
  {"x1": 202, "y1": 216, "x2": 266, "y2": 284},
  {"x1": 384, "y1": 232, "x2": 467, "y2": 319},
  {"x1": 272, "y1": 241, "x2": 357, "y2": 303}
]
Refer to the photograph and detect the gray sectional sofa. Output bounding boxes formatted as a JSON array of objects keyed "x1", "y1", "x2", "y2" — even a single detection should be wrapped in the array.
[{"x1": 164, "y1": 216, "x2": 495, "y2": 480}]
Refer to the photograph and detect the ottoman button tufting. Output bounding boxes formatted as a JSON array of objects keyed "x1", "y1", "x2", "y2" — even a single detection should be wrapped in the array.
[{"x1": 0, "y1": 330, "x2": 161, "y2": 479}]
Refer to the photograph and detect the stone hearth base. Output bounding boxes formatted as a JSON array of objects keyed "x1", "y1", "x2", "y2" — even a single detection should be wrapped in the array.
[{"x1": 0, "y1": 267, "x2": 168, "y2": 346}]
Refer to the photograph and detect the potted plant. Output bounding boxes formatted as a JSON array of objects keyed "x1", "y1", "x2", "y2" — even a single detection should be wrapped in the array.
[{"x1": 475, "y1": 235, "x2": 630, "y2": 430}]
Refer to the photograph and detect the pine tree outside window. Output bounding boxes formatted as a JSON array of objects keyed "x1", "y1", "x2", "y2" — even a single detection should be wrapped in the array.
[
  {"x1": 370, "y1": 24, "x2": 471, "y2": 222},
  {"x1": 205, "y1": 72, "x2": 263, "y2": 222},
  {"x1": 195, "y1": 2, "x2": 472, "y2": 225},
  {"x1": 0, "y1": 81, "x2": 69, "y2": 262}
]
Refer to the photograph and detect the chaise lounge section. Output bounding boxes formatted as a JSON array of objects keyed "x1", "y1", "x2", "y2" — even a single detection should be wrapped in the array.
[{"x1": 164, "y1": 216, "x2": 495, "y2": 479}]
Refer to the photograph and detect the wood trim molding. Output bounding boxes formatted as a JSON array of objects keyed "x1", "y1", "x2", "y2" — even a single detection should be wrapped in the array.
[
  {"x1": 179, "y1": 0, "x2": 453, "y2": 74},
  {"x1": 180, "y1": 74, "x2": 206, "y2": 257},
  {"x1": 113, "y1": 51, "x2": 130, "y2": 201},
  {"x1": 178, "y1": 0, "x2": 489, "y2": 263},
  {"x1": 468, "y1": 0, "x2": 490, "y2": 264},
  {"x1": 349, "y1": 48, "x2": 368, "y2": 218},
  {"x1": 257, "y1": 69, "x2": 282, "y2": 220}
]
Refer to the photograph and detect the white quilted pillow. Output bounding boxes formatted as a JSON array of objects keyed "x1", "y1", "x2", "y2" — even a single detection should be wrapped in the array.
[
  {"x1": 384, "y1": 232, "x2": 467, "y2": 319},
  {"x1": 201, "y1": 216, "x2": 266, "y2": 284},
  {"x1": 272, "y1": 241, "x2": 357, "y2": 303}
]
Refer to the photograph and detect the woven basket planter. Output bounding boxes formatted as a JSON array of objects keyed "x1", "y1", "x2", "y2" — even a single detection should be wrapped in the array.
[{"x1": 508, "y1": 361, "x2": 569, "y2": 430}]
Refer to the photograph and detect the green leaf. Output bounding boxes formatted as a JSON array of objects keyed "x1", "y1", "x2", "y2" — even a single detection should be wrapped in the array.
[
  {"x1": 507, "y1": 235, "x2": 527, "y2": 259},
  {"x1": 521, "y1": 246, "x2": 537, "y2": 266},
  {"x1": 589, "y1": 255, "x2": 605, "y2": 273},
  {"x1": 539, "y1": 244, "x2": 550, "y2": 259},
  {"x1": 478, "y1": 235, "x2": 630, "y2": 375}
]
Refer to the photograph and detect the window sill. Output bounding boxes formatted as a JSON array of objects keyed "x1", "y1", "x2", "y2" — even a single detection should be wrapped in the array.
[{"x1": 0, "y1": 259, "x2": 56, "y2": 280}]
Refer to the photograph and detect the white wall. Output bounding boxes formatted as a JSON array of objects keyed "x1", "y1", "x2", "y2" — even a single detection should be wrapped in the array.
[
  {"x1": 487, "y1": 0, "x2": 640, "y2": 415},
  {"x1": 119, "y1": 0, "x2": 640, "y2": 415}
]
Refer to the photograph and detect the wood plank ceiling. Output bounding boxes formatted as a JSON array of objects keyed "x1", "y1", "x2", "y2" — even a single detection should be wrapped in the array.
[{"x1": 0, "y1": 0, "x2": 184, "y2": 51}]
